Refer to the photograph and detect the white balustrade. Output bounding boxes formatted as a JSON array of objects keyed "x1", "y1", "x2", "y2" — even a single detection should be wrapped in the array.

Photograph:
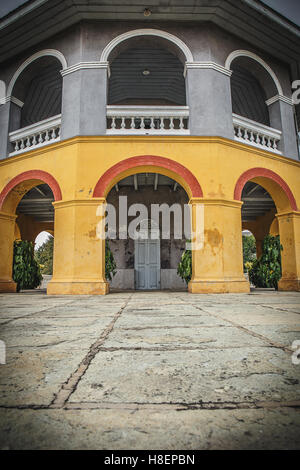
[
  {"x1": 106, "y1": 106, "x2": 189, "y2": 135},
  {"x1": 9, "y1": 114, "x2": 61, "y2": 156},
  {"x1": 233, "y1": 113, "x2": 282, "y2": 154}
]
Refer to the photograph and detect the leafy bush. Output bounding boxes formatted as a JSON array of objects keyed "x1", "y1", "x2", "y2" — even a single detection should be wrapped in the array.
[
  {"x1": 13, "y1": 240, "x2": 42, "y2": 292},
  {"x1": 242, "y1": 234, "x2": 256, "y2": 271},
  {"x1": 177, "y1": 245, "x2": 192, "y2": 285},
  {"x1": 105, "y1": 241, "x2": 117, "y2": 281},
  {"x1": 248, "y1": 235, "x2": 283, "y2": 290}
]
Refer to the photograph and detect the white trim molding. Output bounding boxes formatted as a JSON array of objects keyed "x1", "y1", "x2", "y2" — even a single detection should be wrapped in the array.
[
  {"x1": 61, "y1": 61, "x2": 110, "y2": 77},
  {"x1": 9, "y1": 114, "x2": 61, "y2": 156},
  {"x1": 225, "y1": 49, "x2": 283, "y2": 96},
  {"x1": 0, "y1": 95, "x2": 24, "y2": 107},
  {"x1": 233, "y1": 113, "x2": 282, "y2": 154},
  {"x1": 266, "y1": 94, "x2": 294, "y2": 107},
  {"x1": 106, "y1": 105, "x2": 190, "y2": 135},
  {"x1": 7, "y1": 49, "x2": 68, "y2": 97},
  {"x1": 184, "y1": 62, "x2": 232, "y2": 77},
  {"x1": 100, "y1": 29, "x2": 194, "y2": 63}
]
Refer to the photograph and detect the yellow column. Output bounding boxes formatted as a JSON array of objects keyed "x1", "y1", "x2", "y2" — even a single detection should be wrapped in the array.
[
  {"x1": 0, "y1": 212, "x2": 17, "y2": 293},
  {"x1": 277, "y1": 211, "x2": 300, "y2": 292},
  {"x1": 188, "y1": 198, "x2": 250, "y2": 294},
  {"x1": 47, "y1": 199, "x2": 109, "y2": 295}
]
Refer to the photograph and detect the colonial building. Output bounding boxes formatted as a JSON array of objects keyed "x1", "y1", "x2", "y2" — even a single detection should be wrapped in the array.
[{"x1": 0, "y1": 0, "x2": 299, "y2": 294}]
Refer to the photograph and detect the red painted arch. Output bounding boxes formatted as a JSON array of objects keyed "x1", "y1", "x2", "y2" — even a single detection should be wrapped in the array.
[
  {"x1": 234, "y1": 168, "x2": 298, "y2": 211},
  {"x1": 93, "y1": 155, "x2": 203, "y2": 198},
  {"x1": 0, "y1": 170, "x2": 62, "y2": 210}
]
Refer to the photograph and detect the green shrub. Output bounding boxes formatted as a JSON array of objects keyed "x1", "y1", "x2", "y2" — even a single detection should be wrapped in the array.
[
  {"x1": 13, "y1": 240, "x2": 42, "y2": 292},
  {"x1": 105, "y1": 241, "x2": 117, "y2": 281},
  {"x1": 242, "y1": 234, "x2": 256, "y2": 271},
  {"x1": 248, "y1": 235, "x2": 283, "y2": 290},
  {"x1": 177, "y1": 245, "x2": 192, "y2": 285}
]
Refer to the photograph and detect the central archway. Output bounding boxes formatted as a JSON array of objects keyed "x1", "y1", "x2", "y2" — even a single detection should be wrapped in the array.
[{"x1": 93, "y1": 155, "x2": 203, "y2": 200}]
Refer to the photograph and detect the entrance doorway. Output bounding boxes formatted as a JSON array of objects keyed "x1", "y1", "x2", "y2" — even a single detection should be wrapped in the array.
[{"x1": 134, "y1": 222, "x2": 160, "y2": 290}]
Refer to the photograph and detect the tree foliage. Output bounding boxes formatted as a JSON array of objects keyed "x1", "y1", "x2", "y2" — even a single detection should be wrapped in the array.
[
  {"x1": 249, "y1": 235, "x2": 283, "y2": 290},
  {"x1": 242, "y1": 234, "x2": 257, "y2": 270},
  {"x1": 13, "y1": 240, "x2": 42, "y2": 291},
  {"x1": 35, "y1": 235, "x2": 54, "y2": 275},
  {"x1": 177, "y1": 245, "x2": 192, "y2": 285},
  {"x1": 105, "y1": 241, "x2": 117, "y2": 281}
]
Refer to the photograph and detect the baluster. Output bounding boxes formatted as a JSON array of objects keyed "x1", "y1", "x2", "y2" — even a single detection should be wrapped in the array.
[
  {"x1": 121, "y1": 117, "x2": 125, "y2": 129},
  {"x1": 130, "y1": 117, "x2": 135, "y2": 129},
  {"x1": 250, "y1": 131, "x2": 254, "y2": 142},
  {"x1": 32, "y1": 134, "x2": 37, "y2": 146},
  {"x1": 14, "y1": 140, "x2": 19, "y2": 152},
  {"x1": 58, "y1": 126, "x2": 61, "y2": 137},
  {"x1": 111, "y1": 117, "x2": 116, "y2": 129},
  {"x1": 160, "y1": 117, "x2": 164, "y2": 130},
  {"x1": 256, "y1": 133, "x2": 260, "y2": 145},
  {"x1": 179, "y1": 117, "x2": 184, "y2": 130},
  {"x1": 261, "y1": 135, "x2": 266, "y2": 147},
  {"x1": 170, "y1": 117, "x2": 174, "y2": 130},
  {"x1": 38, "y1": 132, "x2": 43, "y2": 144},
  {"x1": 237, "y1": 126, "x2": 242, "y2": 139},
  {"x1": 150, "y1": 117, "x2": 154, "y2": 129},
  {"x1": 140, "y1": 117, "x2": 145, "y2": 129},
  {"x1": 274, "y1": 139, "x2": 278, "y2": 150},
  {"x1": 244, "y1": 129, "x2": 249, "y2": 141},
  {"x1": 20, "y1": 139, "x2": 25, "y2": 150},
  {"x1": 25, "y1": 136, "x2": 30, "y2": 148},
  {"x1": 51, "y1": 128, "x2": 56, "y2": 140},
  {"x1": 45, "y1": 130, "x2": 50, "y2": 142}
]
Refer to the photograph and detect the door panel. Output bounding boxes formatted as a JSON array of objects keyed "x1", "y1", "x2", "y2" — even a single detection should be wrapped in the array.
[{"x1": 135, "y1": 236, "x2": 160, "y2": 290}]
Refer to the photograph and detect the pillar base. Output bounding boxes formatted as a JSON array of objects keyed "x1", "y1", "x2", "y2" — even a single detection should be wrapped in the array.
[
  {"x1": 0, "y1": 280, "x2": 17, "y2": 293},
  {"x1": 278, "y1": 278, "x2": 300, "y2": 292},
  {"x1": 188, "y1": 278, "x2": 250, "y2": 294},
  {"x1": 47, "y1": 280, "x2": 109, "y2": 295}
]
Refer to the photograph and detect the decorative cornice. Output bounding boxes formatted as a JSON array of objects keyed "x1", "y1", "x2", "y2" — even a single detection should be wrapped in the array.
[
  {"x1": 276, "y1": 210, "x2": 300, "y2": 219},
  {"x1": 266, "y1": 95, "x2": 294, "y2": 106},
  {"x1": 189, "y1": 198, "x2": 243, "y2": 208},
  {"x1": 52, "y1": 198, "x2": 106, "y2": 209},
  {"x1": 61, "y1": 62, "x2": 110, "y2": 77},
  {"x1": 184, "y1": 62, "x2": 232, "y2": 77},
  {"x1": 0, "y1": 95, "x2": 24, "y2": 107}
]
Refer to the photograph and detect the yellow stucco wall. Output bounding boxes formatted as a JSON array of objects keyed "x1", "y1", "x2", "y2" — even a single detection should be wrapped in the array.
[
  {"x1": 1, "y1": 136, "x2": 300, "y2": 204},
  {"x1": 0, "y1": 136, "x2": 299, "y2": 294}
]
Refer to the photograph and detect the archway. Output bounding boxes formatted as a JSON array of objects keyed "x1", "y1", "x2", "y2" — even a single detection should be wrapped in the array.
[
  {"x1": 234, "y1": 168, "x2": 299, "y2": 291},
  {"x1": 93, "y1": 156, "x2": 202, "y2": 293},
  {"x1": 93, "y1": 155, "x2": 203, "y2": 200},
  {"x1": 0, "y1": 171, "x2": 61, "y2": 293},
  {"x1": 5, "y1": 51, "x2": 66, "y2": 155},
  {"x1": 103, "y1": 30, "x2": 192, "y2": 134}
]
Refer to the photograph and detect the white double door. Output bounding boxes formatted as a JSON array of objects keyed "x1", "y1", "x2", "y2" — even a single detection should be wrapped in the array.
[{"x1": 135, "y1": 233, "x2": 160, "y2": 290}]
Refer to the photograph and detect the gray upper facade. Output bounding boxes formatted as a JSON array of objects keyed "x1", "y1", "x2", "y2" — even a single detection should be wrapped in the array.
[{"x1": 0, "y1": 0, "x2": 299, "y2": 160}]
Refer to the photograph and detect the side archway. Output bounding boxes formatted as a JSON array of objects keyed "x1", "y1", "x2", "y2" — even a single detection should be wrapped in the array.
[
  {"x1": 7, "y1": 49, "x2": 67, "y2": 97},
  {"x1": 0, "y1": 170, "x2": 62, "y2": 213},
  {"x1": 92, "y1": 155, "x2": 203, "y2": 199},
  {"x1": 234, "y1": 167, "x2": 300, "y2": 292},
  {"x1": 225, "y1": 50, "x2": 283, "y2": 96},
  {"x1": 234, "y1": 167, "x2": 298, "y2": 212}
]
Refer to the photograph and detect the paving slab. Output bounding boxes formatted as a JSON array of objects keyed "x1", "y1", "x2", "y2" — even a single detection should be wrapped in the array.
[
  {"x1": 0, "y1": 290, "x2": 299, "y2": 449},
  {"x1": 0, "y1": 408, "x2": 299, "y2": 450}
]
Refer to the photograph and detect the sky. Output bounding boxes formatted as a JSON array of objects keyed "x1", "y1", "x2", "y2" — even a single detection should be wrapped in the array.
[{"x1": 0, "y1": 0, "x2": 300, "y2": 25}]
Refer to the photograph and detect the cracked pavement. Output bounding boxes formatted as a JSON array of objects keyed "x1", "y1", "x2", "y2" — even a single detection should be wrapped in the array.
[{"x1": 0, "y1": 289, "x2": 300, "y2": 449}]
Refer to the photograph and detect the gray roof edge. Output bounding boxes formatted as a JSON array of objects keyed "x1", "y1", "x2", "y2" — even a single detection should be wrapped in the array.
[{"x1": 242, "y1": 0, "x2": 300, "y2": 37}]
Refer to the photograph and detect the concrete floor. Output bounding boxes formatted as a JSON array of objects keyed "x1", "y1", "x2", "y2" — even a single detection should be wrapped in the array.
[{"x1": 0, "y1": 289, "x2": 300, "y2": 450}]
